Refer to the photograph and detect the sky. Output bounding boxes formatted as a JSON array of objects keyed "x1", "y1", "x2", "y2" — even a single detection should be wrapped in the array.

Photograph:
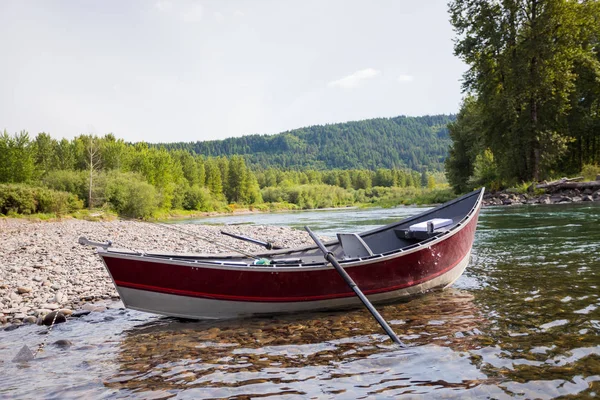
[{"x1": 0, "y1": 0, "x2": 467, "y2": 143}]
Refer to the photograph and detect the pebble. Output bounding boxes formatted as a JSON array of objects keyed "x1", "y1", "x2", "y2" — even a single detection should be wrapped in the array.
[{"x1": 17, "y1": 287, "x2": 32, "y2": 294}]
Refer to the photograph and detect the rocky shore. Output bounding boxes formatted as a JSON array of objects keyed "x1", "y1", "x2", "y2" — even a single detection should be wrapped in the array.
[
  {"x1": 0, "y1": 218, "x2": 316, "y2": 327},
  {"x1": 483, "y1": 188, "x2": 600, "y2": 206}
]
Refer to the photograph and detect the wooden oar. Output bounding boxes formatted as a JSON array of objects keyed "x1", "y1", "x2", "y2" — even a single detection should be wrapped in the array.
[{"x1": 304, "y1": 226, "x2": 405, "y2": 346}]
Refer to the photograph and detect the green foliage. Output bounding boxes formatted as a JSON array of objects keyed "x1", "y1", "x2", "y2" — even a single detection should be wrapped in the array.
[
  {"x1": 469, "y1": 149, "x2": 501, "y2": 191},
  {"x1": 42, "y1": 170, "x2": 88, "y2": 203},
  {"x1": 0, "y1": 130, "x2": 36, "y2": 183},
  {"x1": 1, "y1": 112, "x2": 459, "y2": 217},
  {"x1": 581, "y1": 164, "x2": 600, "y2": 181},
  {"x1": 449, "y1": 0, "x2": 600, "y2": 185},
  {"x1": 183, "y1": 185, "x2": 223, "y2": 211},
  {"x1": 105, "y1": 172, "x2": 159, "y2": 219},
  {"x1": 0, "y1": 184, "x2": 83, "y2": 215},
  {"x1": 261, "y1": 184, "x2": 353, "y2": 209},
  {"x1": 155, "y1": 115, "x2": 456, "y2": 172}
]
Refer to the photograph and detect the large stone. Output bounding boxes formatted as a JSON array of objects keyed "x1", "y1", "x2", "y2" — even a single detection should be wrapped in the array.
[
  {"x1": 23, "y1": 316, "x2": 37, "y2": 324},
  {"x1": 53, "y1": 339, "x2": 73, "y2": 349},
  {"x1": 12, "y1": 345, "x2": 34, "y2": 362},
  {"x1": 42, "y1": 311, "x2": 67, "y2": 326},
  {"x1": 16, "y1": 287, "x2": 32, "y2": 294}
]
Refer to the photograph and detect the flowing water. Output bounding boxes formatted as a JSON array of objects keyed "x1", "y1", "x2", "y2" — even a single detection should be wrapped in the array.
[{"x1": 1, "y1": 203, "x2": 600, "y2": 399}]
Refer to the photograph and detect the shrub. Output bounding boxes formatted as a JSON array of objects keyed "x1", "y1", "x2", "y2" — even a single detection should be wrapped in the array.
[
  {"x1": 42, "y1": 170, "x2": 87, "y2": 202},
  {"x1": 105, "y1": 172, "x2": 159, "y2": 219},
  {"x1": 0, "y1": 184, "x2": 83, "y2": 215},
  {"x1": 183, "y1": 185, "x2": 214, "y2": 211},
  {"x1": 581, "y1": 164, "x2": 600, "y2": 181}
]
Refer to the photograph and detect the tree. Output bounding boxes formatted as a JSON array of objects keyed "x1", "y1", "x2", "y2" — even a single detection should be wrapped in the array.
[
  {"x1": 226, "y1": 155, "x2": 247, "y2": 203},
  {"x1": 0, "y1": 131, "x2": 36, "y2": 183},
  {"x1": 449, "y1": 0, "x2": 600, "y2": 183},
  {"x1": 445, "y1": 97, "x2": 485, "y2": 193},
  {"x1": 84, "y1": 135, "x2": 102, "y2": 209},
  {"x1": 34, "y1": 132, "x2": 58, "y2": 176}
]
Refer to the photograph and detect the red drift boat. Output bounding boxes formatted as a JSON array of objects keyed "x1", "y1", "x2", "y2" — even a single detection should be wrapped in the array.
[{"x1": 81, "y1": 188, "x2": 484, "y2": 320}]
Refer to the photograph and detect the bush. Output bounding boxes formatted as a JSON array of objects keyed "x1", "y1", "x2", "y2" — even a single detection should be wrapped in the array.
[
  {"x1": 42, "y1": 170, "x2": 88, "y2": 202},
  {"x1": 105, "y1": 172, "x2": 159, "y2": 219},
  {"x1": 183, "y1": 185, "x2": 215, "y2": 211},
  {"x1": 0, "y1": 184, "x2": 83, "y2": 215},
  {"x1": 581, "y1": 164, "x2": 600, "y2": 181}
]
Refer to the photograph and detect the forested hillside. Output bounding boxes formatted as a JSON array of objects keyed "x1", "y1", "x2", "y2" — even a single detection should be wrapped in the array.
[{"x1": 158, "y1": 115, "x2": 455, "y2": 172}]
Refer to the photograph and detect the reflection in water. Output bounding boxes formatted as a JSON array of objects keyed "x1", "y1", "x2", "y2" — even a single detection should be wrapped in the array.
[{"x1": 108, "y1": 290, "x2": 494, "y2": 398}]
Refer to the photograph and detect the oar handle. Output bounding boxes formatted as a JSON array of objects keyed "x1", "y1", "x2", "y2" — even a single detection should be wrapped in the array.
[{"x1": 305, "y1": 226, "x2": 405, "y2": 346}]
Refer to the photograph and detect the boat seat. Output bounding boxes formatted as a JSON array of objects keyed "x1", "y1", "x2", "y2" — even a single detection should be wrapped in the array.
[
  {"x1": 337, "y1": 233, "x2": 374, "y2": 259},
  {"x1": 395, "y1": 218, "x2": 453, "y2": 241}
]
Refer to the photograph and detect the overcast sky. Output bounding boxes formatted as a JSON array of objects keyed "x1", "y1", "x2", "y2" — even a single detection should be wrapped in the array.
[{"x1": 0, "y1": 0, "x2": 467, "y2": 143}]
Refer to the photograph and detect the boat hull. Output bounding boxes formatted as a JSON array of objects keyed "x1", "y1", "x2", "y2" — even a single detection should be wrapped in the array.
[{"x1": 113, "y1": 249, "x2": 471, "y2": 319}]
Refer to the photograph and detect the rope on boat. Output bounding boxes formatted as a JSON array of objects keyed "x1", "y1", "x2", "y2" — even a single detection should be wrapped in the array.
[{"x1": 33, "y1": 309, "x2": 60, "y2": 358}]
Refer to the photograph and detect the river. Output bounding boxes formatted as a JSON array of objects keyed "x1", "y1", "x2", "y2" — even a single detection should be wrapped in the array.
[{"x1": 1, "y1": 203, "x2": 599, "y2": 399}]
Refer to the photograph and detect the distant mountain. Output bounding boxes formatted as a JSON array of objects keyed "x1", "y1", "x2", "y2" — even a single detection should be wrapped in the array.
[{"x1": 158, "y1": 114, "x2": 456, "y2": 171}]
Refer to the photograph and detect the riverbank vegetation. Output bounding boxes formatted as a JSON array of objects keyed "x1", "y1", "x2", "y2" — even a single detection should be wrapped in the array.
[
  {"x1": 0, "y1": 131, "x2": 450, "y2": 219},
  {"x1": 446, "y1": 0, "x2": 600, "y2": 193}
]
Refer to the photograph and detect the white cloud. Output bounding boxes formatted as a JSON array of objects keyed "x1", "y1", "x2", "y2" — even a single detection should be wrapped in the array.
[
  {"x1": 328, "y1": 68, "x2": 380, "y2": 89},
  {"x1": 182, "y1": 4, "x2": 203, "y2": 23},
  {"x1": 397, "y1": 74, "x2": 414, "y2": 83},
  {"x1": 154, "y1": 1, "x2": 172, "y2": 12}
]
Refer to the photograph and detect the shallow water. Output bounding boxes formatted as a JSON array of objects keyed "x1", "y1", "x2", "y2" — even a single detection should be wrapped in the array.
[{"x1": 1, "y1": 203, "x2": 600, "y2": 399}]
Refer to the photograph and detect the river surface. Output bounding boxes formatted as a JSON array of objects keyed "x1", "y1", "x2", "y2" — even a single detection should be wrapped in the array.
[{"x1": 1, "y1": 203, "x2": 600, "y2": 399}]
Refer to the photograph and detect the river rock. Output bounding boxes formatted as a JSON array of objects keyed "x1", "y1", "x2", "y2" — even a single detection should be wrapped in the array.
[
  {"x1": 40, "y1": 303, "x2": 59, "y2": 310},
  {"x1": 42, "y1": 311, "x2": 67, "y2": 326},
  {"x1": 17, "y1": 287, "x2": 32, "y2": 294},
  {"x1": 71, "y1": 310, "x2": 91, "y2": 318},
  {"x1": 9, "y1": 292, "x2": 21, "y2": 302},
  {"x1": 4, "y1": 324, "x2": 20, "y2": 331},
  {"x1": 54, "y1": 292, "x2": 66, "y2": 304},
  {"x1": 53, "y1": 339, "x2": 73, "y2": 349},
  {"x1": 23, "y1": 316, "x2": 37, "y2": 324},
  {"x1": 12, "y1": 345, "x2": 34, "y2": 362}
]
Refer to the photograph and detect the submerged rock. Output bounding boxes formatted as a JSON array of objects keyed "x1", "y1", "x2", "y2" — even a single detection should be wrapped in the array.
[
  {"x1": 12, "y1": 345, "x2": 34, "y2": 362},
  {"x1": 53, "y1": 339, "x2": 73, "y2": 349},
  {"x1": 71, "y1": 310, "x2": 92, "y2": 318},
  {"x1": 42, "y1": 311, "x2": 67, "y2": 326}
]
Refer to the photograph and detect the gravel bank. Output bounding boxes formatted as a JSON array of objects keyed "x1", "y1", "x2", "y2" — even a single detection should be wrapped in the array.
[{"x1": 0, "y1": 218, "x2": 316, "y2": 326}]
